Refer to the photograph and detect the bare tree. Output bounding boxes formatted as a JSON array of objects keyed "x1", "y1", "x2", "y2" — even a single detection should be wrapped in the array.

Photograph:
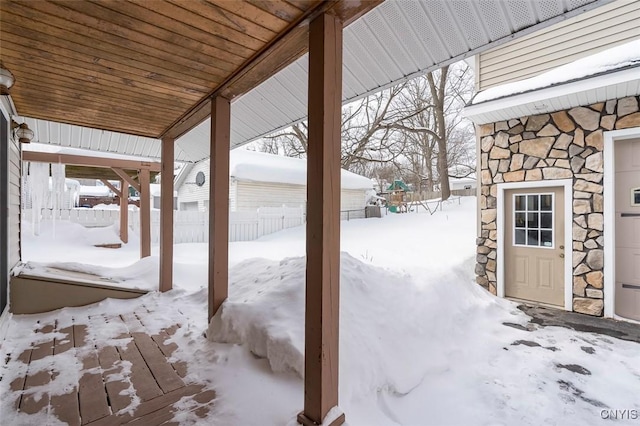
[
  {"x1": 384, "y1": 62, "x2": 474, "y2": 199},
  {"x1": 259, "y1": 122, "x2": 308, "y2": 157},
  {"x1": 254, "y1": 61, "x2": 474, "y2": 200},
  {"x1": 255, "y1": 83, "x2": 427, "y2": 175}
]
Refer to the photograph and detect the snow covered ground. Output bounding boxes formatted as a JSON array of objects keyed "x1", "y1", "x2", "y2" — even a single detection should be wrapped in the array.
[{"x1": 6, "y1": 197, "x2": 640, "y2": 425}]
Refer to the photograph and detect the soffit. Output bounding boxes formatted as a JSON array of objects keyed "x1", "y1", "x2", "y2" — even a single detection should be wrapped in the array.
[{"x1": 182, "y1": 0, "x2": 614, "y2": 161}]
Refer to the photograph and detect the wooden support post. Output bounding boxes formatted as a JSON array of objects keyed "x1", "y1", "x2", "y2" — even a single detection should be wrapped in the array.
[
  {"x1": 159, "y1": 137, "x2": 174, "y2": 292},
  {"x1": 139, "y1": 168, "x2": 151, "y2": 258},
  {"x1": 298, "y1": 12, "x2": 344, "y2": 426},
  {"x1": 208, "y1": 96, "x2": 230, "y2": 321},
  {"x1": 120, "y1": 180, "x2": 128, "y2": 244}
]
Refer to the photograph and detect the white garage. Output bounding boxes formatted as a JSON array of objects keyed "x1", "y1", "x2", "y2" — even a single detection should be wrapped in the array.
[{"x1": 176, "y1": 149, "x2": 373, "y2": 218}]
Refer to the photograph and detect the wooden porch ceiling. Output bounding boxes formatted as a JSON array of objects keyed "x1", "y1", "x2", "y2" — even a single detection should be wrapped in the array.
[{"x1": 0, "y1": 0, "x2": 382, "y2": 140}]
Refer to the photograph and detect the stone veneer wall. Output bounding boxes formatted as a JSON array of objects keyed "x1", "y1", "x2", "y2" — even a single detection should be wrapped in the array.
[{"x1": 476, "y1": 95, "x2": 640, "y2": 316}]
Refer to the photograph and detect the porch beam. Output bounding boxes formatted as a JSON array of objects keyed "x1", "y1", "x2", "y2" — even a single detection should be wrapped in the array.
[
  {"x1": 120, "y1": 180, "x2": 129, "y2": 244},
  {"x1": 99, "y1": 179, "x2": 121, "y2": 197},
  {"x1": 113, "y1": 168, "x2": 141, "y2": 193},
  {"x1": 139, "y1": 168, "x2": 151, "y2": 258},
  {"x1": 159, "y1": 137, "x2": 174, "y2": 292},
  {"x1": 22, "y1": 150, "x2": 160, "y2": 172},
  {"x1": 207, "y1": 96, "x2": 231, "y2": 321},
  {"x1": 298, "y1": 12, "x2": 344, "y2": 426}
]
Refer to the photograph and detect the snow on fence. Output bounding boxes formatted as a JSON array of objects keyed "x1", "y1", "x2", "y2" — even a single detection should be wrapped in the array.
[
  {"x1": 24, "y1": 205, "x2": 306, "y2": 244},
  {"x1": 28, "y1": 208, "x2": 120, "y2": 228}
]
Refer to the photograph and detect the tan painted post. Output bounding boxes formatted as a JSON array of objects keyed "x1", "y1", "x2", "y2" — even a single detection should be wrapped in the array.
[
  {"x1": 139, "y1": 168, "x2": 151, "y2": 258},
  {"x1": 159, "y1": 137, "x2": 174, "y2": 292},
  {"x1": 120, "y1": 180, "x2": 128, "y2": 244},
  {"x1": 298, "y1": 12, "x2": 344, "y2": 426},
  {"x1": 208, "y1": 96, "x2": 230, "y2": 321},
  {"x1": 99, "y1": 177, "x2": 128, "y2": 244}
]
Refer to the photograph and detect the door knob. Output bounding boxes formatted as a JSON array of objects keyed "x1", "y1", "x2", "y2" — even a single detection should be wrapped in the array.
[{"x1": 559, "y1": 253, "x2": 565, "y2": 258}]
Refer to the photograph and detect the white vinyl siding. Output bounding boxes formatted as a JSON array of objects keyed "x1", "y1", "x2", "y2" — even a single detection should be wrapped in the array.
[
  {"x1": 8, "y1": 132, "x2": 21, "y2": 270},
  {"x1": 176, "y1": 159, "x2": 210, "y2": 212},
  {"x1": 235, "y1": 182, "x2": 367, "y2": 214},
  {"x1": 180, "y1": 201, "x2": 199, "y2": 211},
  {"x1": 235, "y1": 181, "x2": 307, "y2": 212},
  {"x1": 477, "y1": 0, "x2": 640, "y2": 90},
  {"x1": 229, "y1": 180, "x2": 237, "y2": 212},
  {"x1": 341, "y1": 189, "x2": 366, "y2": 211},
  {"x1": 176, "y1": 159, "x2": 370, "y2": 214}
]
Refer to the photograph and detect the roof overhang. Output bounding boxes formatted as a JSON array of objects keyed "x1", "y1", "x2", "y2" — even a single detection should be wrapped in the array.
[
  {"x1": 3, "y1": 0, "x2": 615, "y2": 162},
  {"x1": 464, "y1": 65, "x2": 640, "y2": 124},
  {"x1": 1, "y1": 0, "x2": 378, "y2": 138},
  {"x1": 22, "y1": 146, "x2": 161, "y2": 182}
]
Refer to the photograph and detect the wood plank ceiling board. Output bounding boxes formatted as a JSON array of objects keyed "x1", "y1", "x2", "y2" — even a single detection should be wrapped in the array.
[{"x1": 0, "y1": 0, "x2": 324, "y2": 138}]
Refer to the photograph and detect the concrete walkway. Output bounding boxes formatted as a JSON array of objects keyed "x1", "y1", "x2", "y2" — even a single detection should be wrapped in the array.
[{"x1": 513, "y1": 304, "x2": 640, "y2": 343}]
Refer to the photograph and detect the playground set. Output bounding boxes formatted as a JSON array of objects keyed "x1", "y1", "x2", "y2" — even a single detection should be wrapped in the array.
[{"x1": 384, "y1": 180, "x2": 447, "y2": 215}]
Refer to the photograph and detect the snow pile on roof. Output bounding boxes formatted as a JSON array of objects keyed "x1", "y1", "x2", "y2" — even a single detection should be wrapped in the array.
[
  {"x1": 473, "y1": 39, "x2": 640, "y2": 104},
  {"x1": 23, "y1": 142, "x2": 159, "y2": 163},
  {"x1": 450, "y1": 176, "x2": 476, "y2": 185},
  {"x1": 65, "y1": 178, "x2": 80, "y2": 188},
  {"x1": 230, "y1": 149, "x2": 373, "y2": 190},
  {"x1": 79, "y1": 185, "x2": 112, "y2": 197}
]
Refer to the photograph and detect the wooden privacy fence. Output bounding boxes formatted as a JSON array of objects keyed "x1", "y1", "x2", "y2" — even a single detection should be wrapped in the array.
[
  {"x1": 26, "y1": 205, "x2": 306, "y2": 244},
  {"x1": 29, "y1": 208, "x2": 120, "y2": 228}
]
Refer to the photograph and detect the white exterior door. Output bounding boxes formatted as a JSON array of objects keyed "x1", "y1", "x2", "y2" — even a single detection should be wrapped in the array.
[
  {"x1": 505, "y1": 187, "x2": 565, "y2": 306},
  {"x1": 615, "y1": 138, "x2": 640, "y2": 321}
]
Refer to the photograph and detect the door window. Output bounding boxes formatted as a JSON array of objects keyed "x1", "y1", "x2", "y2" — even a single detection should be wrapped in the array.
[{"x1": 513, "y1": 193, "x2": 554, "y2": 248}]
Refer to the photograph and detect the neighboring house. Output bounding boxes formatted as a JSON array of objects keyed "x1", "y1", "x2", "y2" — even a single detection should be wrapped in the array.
[
  {"x1": 150, "y1": 184, "x2": 177, "y2": 210},
  {"x1": 450, "y1": 176, "x2": 476, "y2": 191},
  {"x1": 176, "y1": 149, "x2": 374, "y2": 217},
  {"x1": 465, "y1": 5, "x2": 640, "y2": 321},
  {"x1": 78, "y1": 184, "x2": 114, "y2": 208}
]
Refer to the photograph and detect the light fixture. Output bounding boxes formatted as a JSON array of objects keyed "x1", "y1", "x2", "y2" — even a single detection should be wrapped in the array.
[
  {"x1": 0, "y1": 65, "x2": 15, "y2": 96},
  {"x1": 13, "y1": 122, "x2": 34, "y2": 143}
]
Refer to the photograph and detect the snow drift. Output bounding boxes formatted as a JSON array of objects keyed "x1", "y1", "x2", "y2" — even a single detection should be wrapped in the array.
[{"x1": 208, "y1": 252, "x2": 518, "y2": 402}]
